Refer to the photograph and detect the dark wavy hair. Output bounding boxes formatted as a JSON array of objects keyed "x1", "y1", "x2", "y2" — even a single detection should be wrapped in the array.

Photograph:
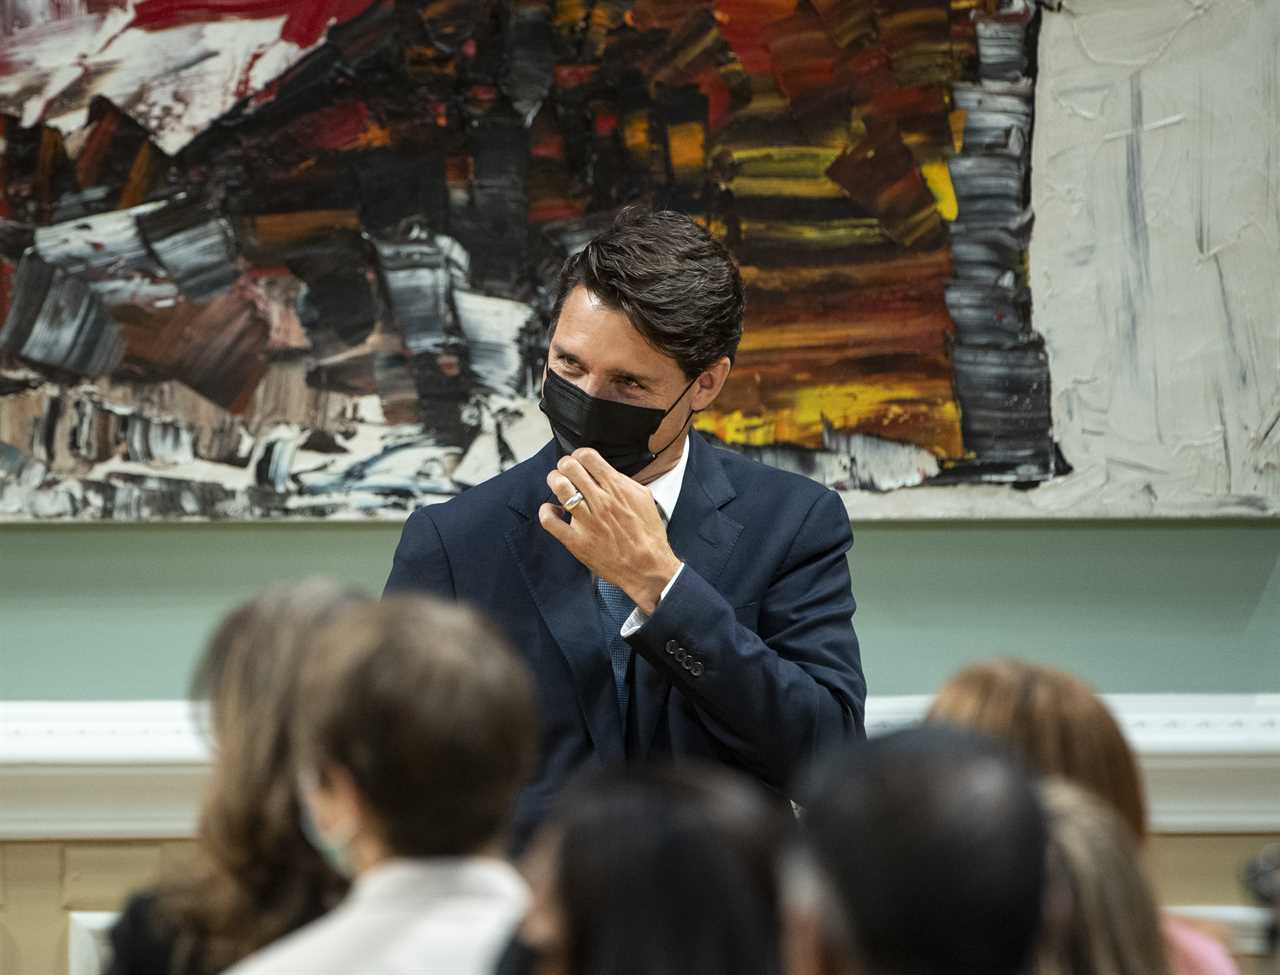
[
  {"x1": 153, "y1": 580, "x2": 370, "y2": 975},
  {"x1": 548, "y1": 764, "x2": 786, "y2": 975},
  {"x1": 551, "y1": 206, "x2": 745, "y2": 378}
]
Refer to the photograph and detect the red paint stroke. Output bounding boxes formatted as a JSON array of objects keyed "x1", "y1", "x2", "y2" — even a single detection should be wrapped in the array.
[
  {"x1": 298, "y1": 100, "x2": 375, "y2": 151},
  {"x1": 592, "y1": 110, "x2": 618, "y2": 139},
  {"x1": 714, "y1": 0, "x2": 794, "y2": 76},
  {"x1": 0, "y1": 261, "x2": 14, "y2": 326},
  {"x1": 234, "y1": 45, "x2": 271, "y2": 99},
  {"x1": 128, "y1": 0, "x2": 378, "y2": 48},
  {"x1": 555, "y1": 64, "x2": 597, "y2": 90},
  {"x1": 695, "y1": 67, "x2": 733, "y2": 132},
  {"x1": 763, "y1": 11, "x2": 841, "y2": 101}
]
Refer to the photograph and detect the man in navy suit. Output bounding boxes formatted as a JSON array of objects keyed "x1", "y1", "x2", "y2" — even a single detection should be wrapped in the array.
[{"x1": 385, "y1": 208, "x2": 864, "y2": 847}]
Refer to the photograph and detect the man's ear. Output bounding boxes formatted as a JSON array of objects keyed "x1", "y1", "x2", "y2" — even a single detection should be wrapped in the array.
[{"x1": 690, "y1": 355, "x2": 732, "y2": 412}]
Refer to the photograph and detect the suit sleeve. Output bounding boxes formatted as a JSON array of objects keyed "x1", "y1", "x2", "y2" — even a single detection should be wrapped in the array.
[
  {"x1": 627, "y1": 488, "x2": 864, "y2": 790},
  {"x1": 383, "y1": 506, "x2": 457, "y2": 598}
]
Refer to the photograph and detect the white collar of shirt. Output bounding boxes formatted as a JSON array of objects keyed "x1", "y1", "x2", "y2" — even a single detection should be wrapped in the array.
[
  {"x1": 349, "y1": 857, "x2": 528, "y2": 909},
  {"x1": 644, "y1": 432, "x2": 690, "y2": 522}
]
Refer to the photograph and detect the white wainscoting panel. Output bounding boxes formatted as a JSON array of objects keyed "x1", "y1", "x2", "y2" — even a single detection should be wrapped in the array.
[{"x1": 2, "y1": 695, "x2": 1278, "y2": 838}]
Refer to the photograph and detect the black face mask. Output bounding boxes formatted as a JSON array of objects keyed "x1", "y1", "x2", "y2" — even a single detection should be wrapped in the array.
[{"x1": 539, "y1": 367, "x2": 698, "y2": 477}]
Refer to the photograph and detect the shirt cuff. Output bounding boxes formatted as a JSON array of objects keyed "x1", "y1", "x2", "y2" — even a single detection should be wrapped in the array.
[{"x1": 620, "y1": 563, "x2": 684, "y2": 638}]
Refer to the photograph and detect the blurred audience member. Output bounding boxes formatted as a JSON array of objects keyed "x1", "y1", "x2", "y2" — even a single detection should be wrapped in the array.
[
  {"x1": 108, "y1": 580, "x2": 369, "y2": 975},
  {"x1": 785, "y1": 725, "x2": 1047, "y2": 975},
  {"x1": 1036, "y1": 779, "x2": 1171, "y2": 975},
  {"x1": 225, "y1": 596, "x2": 538, "y2": 975},
  {"x1": 928, "y1": 659, "x2": 1240, "y2": 975},
  {"x1": 504, "y1": 764, "x2": 787, "y2": 975}
]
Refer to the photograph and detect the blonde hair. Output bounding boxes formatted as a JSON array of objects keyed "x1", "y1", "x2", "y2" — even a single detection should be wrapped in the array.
[
  {"x1": 1036, "y1": 780, "x2": 1170, "y2": 975},
  {"x1": 156, "y1": 580, "x2": 370, "y2": 973},
  {"x1": 927, "y1": 659, "x2": 1148, "y2": 840}
]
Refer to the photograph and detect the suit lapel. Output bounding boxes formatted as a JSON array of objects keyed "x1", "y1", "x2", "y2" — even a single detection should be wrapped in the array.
[
  {"x1": 632, "y1": 433, "x2": 743, "y2": 760},
  {"x1": 506, "y1": 443, "x2": 625, "y2": 764}
]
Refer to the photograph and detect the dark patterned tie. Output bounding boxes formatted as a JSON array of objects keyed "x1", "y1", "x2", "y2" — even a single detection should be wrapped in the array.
[{"x1": 594, "y1": 576, "x2": 635, "y2": 716}]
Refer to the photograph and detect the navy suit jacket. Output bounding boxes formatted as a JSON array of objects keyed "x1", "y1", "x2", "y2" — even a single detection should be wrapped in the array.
[{"x1": 385, "y1": 432, "x2": 865, "y2": 846}]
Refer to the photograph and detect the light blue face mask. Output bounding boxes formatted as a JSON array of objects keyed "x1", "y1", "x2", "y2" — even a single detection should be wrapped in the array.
[{"x1": 296, "y1": 774, "x2": 357, "y2": 880}]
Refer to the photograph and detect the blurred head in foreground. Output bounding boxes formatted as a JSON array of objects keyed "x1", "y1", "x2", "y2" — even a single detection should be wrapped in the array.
[
  {"x1": 1034, "y1": 779, "x2": 1170, "y2": 975},
  {"x1": 511, "y1": 763, "x2": 787, "y2": 975},
  {"x1": 160, "y1": 579, "x2": 371, "y2": 972},
  {"x1": 786, "y1": 725, "x2": 1048, "y2": 975},
  {"x1": 292, "y1": 595, "x2": 539, "y2": 869},
  {"x1": 927, "y1": 659, "x2": 1147, "y2": 839}
]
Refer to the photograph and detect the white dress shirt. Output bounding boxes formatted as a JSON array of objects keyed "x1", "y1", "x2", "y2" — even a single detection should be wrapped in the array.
[
  {"x1": 224, "y1": 858, "x2": 528, "y2": 975},
  {"x1": 619, "y1": 433, "x2": 689, "y2": 636}
]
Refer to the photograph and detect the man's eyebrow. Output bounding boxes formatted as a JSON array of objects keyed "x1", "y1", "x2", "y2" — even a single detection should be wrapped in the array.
[
  {"x1": 606, "y1": 368, "x2": 654, "y2": 386},
  {"x1": 549, "y1": 343, "x2": 581, "y2": 361}
]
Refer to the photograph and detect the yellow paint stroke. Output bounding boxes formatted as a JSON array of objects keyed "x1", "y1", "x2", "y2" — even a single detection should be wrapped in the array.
[
  {"x1": 251, "y1": 210, "x2": 361, "y2": 247},
  {"x1": 623, "y1": 111, "x2": 650, "y2": 162},
  {"x1": 667, "y1": 121, "x2": 705, "y2": 182},
  {"x1": 920, "y1": 161, "x2": 958, "y2": 221},
  {"x1": 696, "y1": 378, "x2": 965, "y2": 458},
  {"x1": 949, "y1": 109, "x2": 966, "y2": 153},
  {"x1": 726, "y1": 176, "x2": 846, "y2": 199},
  {"x1": 724, "y1": 146, "x2": 843, "y2": 179},
  {"x1": 350, "y1": 122, "x2": 393, "y2": 150},
  {"x1": 118, "y1": 143, "x2": 155, "y2": 209},
  {"x1": 737, "y1": 216, "x2": 887, "y2": 248}
]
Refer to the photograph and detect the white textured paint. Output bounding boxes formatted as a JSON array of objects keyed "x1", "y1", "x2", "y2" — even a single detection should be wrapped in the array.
[
  {"x1": 0, "y1": 9, "x2": 313, "y2": 155},
  {"x1": 844, "y1": 0, "x2": 1280, "y2": 519}
]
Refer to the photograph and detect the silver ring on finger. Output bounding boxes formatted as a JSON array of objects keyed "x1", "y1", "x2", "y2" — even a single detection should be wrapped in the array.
[{"x1": 563, "y1": 490, "x2": 586, "y2": 513}]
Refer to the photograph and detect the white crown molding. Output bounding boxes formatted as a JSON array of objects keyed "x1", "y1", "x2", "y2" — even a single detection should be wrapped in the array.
[
  {"x1": 0, "y1": 701, "x2": 210, "y2": 839},
  {"x1": 2, "y1": 695, "x2": 1279, "y2": 839}
]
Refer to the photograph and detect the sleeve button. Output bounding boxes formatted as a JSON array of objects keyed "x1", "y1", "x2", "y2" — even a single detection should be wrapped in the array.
[
  {"x1": 690, "y1": 661, "x2": 704, "y2": 677},
  {"x1": 665, "y1": 640, "x2": 678, "y2": 655}
]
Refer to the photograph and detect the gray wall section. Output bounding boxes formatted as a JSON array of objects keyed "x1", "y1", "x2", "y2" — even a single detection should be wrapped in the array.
[{"x1": 2, "y1": 521, "x2": 1278, "y2": 700}]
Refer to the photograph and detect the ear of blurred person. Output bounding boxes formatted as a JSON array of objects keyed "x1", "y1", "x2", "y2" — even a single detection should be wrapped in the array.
[
  {"x1": 498, "y1": 763, "x2": 788, "y2": 975},
  {"x1": 786, "y1": 725, "x2": 1048, "y2": 975},
  {"x1": 927, "y1": 658, "x2": 1240, "y2": 975},
  {"x1": 1035, "y1": 779, "x2": 1171, "y2": 975},
  {"x1": 223, "y1": 595, "x2": 539, "y2": 975},
  {"x1": 106, "y1": 580, "x2": 370, "y2": 975}
]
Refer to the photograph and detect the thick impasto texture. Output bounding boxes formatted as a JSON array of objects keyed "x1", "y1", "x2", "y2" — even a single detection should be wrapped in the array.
[{"x1": 0, "y1": 0, "x2": 1272, "y2": 520}]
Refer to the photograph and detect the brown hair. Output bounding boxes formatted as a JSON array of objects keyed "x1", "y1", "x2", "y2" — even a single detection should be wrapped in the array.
[
  {"x1": 294, "y1": 595, "x2": 538, "y2": 856},
  {"x1": 156, "y1": 579, "x2": 370, "y2": 974},
  {"x1": 1035, "y1": 779, "x2": 1170, "y2": 975},
  {"x1": 551, "y1": 206, "x2": 744, "y2": 378},
  {"x1": 927, "y1": 659, "x2": 1148, "y2": 840}
]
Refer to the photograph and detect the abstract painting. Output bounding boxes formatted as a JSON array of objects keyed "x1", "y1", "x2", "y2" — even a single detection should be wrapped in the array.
[{"x1": 0, "y1": 0, "x2": 1275, "y2": 521}]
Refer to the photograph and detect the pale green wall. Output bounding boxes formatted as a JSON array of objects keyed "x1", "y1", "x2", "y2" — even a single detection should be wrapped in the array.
[{"x1": 2, "y1": 521, "x2": 1278, "y2": 700}]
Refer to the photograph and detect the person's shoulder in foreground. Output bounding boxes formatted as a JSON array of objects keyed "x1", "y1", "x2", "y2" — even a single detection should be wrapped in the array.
[{"x1": 226, "y1": 858, "x2": 528, "y2": 975}]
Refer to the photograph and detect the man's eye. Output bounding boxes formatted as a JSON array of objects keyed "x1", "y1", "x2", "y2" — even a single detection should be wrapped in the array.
[{"x1": 621, "y1": 378, "x2": 642, "y2": 389}]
